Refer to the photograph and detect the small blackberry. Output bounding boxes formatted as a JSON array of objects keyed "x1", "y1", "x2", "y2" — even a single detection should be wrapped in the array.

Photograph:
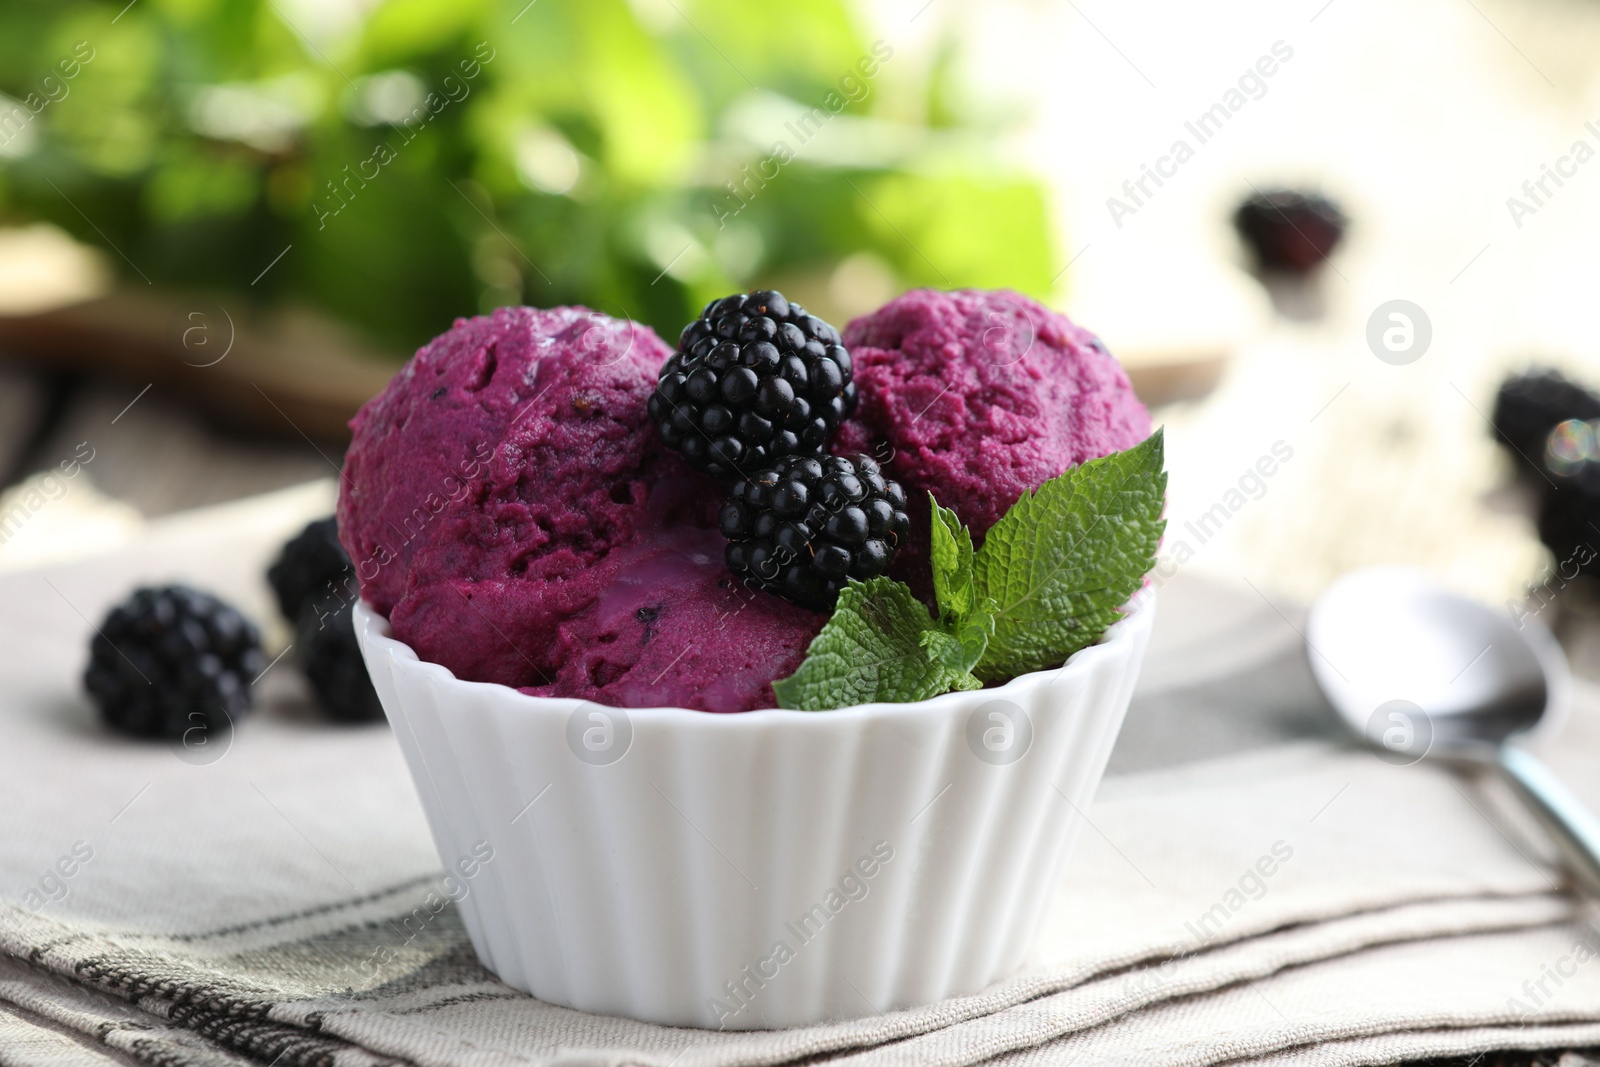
[
  {"x1": 296, "y1": 601, "x2": 384, "y2": 723},
  {"x1": 267, "y1": 517, "x2": 354, "y2": 621},
  {"x1": 83, "y1": 585, "x2": 266, "y2": 740},
  {"x1": 648, "y1": 290, "x2": 857, "y2": 479},
  {"x1": 1538, "y1": 487, "x2": 1600, "y2": 579},
  {"x1": 1492, "y1": 370, "x2": 1600, "y2": 471},
  {"x1": 267, "y1": 517, "x2": 382, "y2": 722},
  {"x1": 1233, "y1": 189, "x2": 1346, "y2": 275},
  {"x1": 720, "y1": 454, "x2": 910, "y2": 612},
  {"x1": 1533, "y1": 419, "x2": 1600, "y2": 574}
]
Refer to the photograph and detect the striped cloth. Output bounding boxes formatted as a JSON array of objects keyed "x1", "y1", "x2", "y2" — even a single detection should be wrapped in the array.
[{"x1": 2, "y1": 481, "x2": 1598, "y2": 1066}]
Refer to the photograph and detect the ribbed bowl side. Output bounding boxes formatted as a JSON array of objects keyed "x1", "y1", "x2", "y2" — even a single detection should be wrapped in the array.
[
  {"x1": 990, "y1": 614, "x2": 1151, "y2": 978},
  {"x1": 357, "y1": 625, "x2": 490, "y2": 970},
  {"x1": 354, "y1": 597, "x2": 1154, "y2": 1029}
]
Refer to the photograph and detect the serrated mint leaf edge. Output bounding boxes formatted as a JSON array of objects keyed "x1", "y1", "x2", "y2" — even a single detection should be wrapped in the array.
[
  {"x1": 953, "y1": 598, "x2": 997, "y2": 675},
  {"x1": 928, "y1": 494, "x2": 976, "y2": 622},
  {"x1": 772, "y1": 577, "x2": 971, "y2": 711},
  {"x1": 975, "y1": 430, "x2": 1165, "y2": 621},
  {"x1": 973, "y1": 430, "x2": 1166, "y2": 681},
  {"x1": 772, "y1": 431, "x2": 1165, "y2": 707},
  {"x1": 975, "y1": 435, "x2": 1163, "y2": 630}
]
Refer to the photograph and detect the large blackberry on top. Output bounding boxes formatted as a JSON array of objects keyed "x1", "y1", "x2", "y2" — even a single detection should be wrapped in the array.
[
  {"x1": 720, "y1": 454, "x2": 910, "y2": 612},
  {"x1": 648, "y1": 290, "x2": 857, "y2": 479}
]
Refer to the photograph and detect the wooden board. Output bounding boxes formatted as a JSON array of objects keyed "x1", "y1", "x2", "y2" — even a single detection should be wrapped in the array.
[{"x1": 0, "y1": 290, "x2": 399, "y2": 441}]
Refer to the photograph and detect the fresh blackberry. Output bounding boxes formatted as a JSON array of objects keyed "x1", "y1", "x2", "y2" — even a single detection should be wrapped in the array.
[
  {"x1": 648, "y1": 290, "x2": 857, "y2": 479},
  {"x1": 83, "y1": 585, "x2": 266, "y2": 740},
  {"x1": 1492, "y1": 371, "x2": 1600, "y2": 471},
  {"x1": 296, "y1": 601, "x2": 384, "y2": 723},
  {"x1": 720, "y1": 454, "x2": 910, "y2": 612},
  {"x1": 1537, "y1": 483, "x2": 1600, "y2": 578},
  {"x1": 1233, "y1": 189, "x2": 1347, "y2": 275},
  {"x1": 1533, "y1": 419, "x2": 1600, "y2": 575},
  {"x1": 267, "y1": 516, "x2": 380, "y2": 722},
  {"x1": 267, "y1": 517, "x2": 354, "y2": 621}
]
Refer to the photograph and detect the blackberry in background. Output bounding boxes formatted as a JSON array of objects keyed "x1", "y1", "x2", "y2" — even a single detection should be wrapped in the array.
[
  {"x1": 1233, "y1": 189, "x2": 1346, "y2": 275},
  {"x1": 296, "y1": 601, "x2": 384, "y2": 723},
  {"x1": 720, "y1": 454, "x2": 910, "y2": 612},
  {"x1": 83, "y1": 585, "x2": 266, "y2": 740},
  {"x1": 1537, "y1": 420, "x2": 1600, "y2": 579},
  {"x1": 649, "y1": 290, "x2": 857, "y2": 479},
  {"x1": 267, "y1": 517, "x2": 352, "y2": 621},
  {"x1": 267, "y1": 516, "x2": 382, "y2": 723},
  {"x1": 1538, "y1": 484, "x2": 1600, "y2": 578},
  {"x1": 1488, "y1": 372, "x2": 1600, "y2": 591},
  {"x1": 1491, "y1": 370, "x2": 1600, "y2": 473}
]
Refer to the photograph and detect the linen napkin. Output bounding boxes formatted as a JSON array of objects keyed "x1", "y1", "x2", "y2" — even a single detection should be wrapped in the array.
[{"x1": 0, "y1": 480, "x2": 1597, "y2": 1066}]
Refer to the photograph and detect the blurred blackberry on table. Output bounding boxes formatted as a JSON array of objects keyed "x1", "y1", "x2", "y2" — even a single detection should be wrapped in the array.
[
  {"x1": 296, "y1": 601, "x2": 384, "y2": 723},
  {"x1": 83, "y1": 585, "x2": 265, "y2": 740},
  {"x1": 1489, "y1": 369, "x2": 1600, "y2": 579},
  {"x1": 267, "y1": 516, "x2": 383, "y2": 723},
  {"x1": 1536, "y1": 419, "x2": 1600, "y2": 578},
  {"x1": 649, "y1": 290, "x2": 857, "y2": 479},
  {"x1": 267, "y1": 517, "x2": 353, "y2": 620},
  {"x1": 1492, "y1": 370, "x2": 1600, "y2": 474},
  {"x1": 1233, "y1": 189, "x2": 1347, "y2": 275}
]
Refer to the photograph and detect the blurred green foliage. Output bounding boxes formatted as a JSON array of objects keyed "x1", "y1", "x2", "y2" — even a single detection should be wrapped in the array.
[{"x1": 0, "y1": 0, "x2": 1056, "y2": 353}]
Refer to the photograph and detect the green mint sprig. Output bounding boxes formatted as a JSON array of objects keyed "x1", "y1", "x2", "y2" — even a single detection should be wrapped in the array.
[
  {"x1": 772, "y1": 430, "x2": 1165, "y2": 710},
  {"x1": 768, "y1": 578, "x2": 984, "y2": 710},
  {"x1": 926, "y1": 497, "x2": 997, "y2": 677}
]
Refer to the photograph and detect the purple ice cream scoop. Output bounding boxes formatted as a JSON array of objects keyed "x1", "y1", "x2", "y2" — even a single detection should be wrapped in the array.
[
  {"x1": 337, "y1": 306, "x2": 822, "y2": 712},
  {"x1": 339, "y1": 292, "x2": 1150, "y2": 712},
  {"x1": 836, "y1": 289, "x2": 1151, "y2": 592}
]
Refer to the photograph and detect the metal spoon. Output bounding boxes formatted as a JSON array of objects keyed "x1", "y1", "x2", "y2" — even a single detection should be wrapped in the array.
[{"x1": 1306, "y1": 566, "x2": 1600, "y2": 897}]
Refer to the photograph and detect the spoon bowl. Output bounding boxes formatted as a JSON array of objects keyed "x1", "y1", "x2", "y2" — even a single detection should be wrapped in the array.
[
  {"x1": 1306, "y1": 567, "x2": 1567, "y2": 763},
  {"x1": 1307, "y1": 566, "x2": 1600, "y2": 897}
]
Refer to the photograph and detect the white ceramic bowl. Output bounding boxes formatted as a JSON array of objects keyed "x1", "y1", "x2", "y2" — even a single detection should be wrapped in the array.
[{"x1": 353, "y1": 592, "x2": 1155, "y2": 1029}]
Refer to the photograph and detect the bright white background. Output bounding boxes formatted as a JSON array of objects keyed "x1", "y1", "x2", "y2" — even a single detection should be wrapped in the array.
[{"x1": 856, "y1": 0, "x2": 1600, "y2": 616}]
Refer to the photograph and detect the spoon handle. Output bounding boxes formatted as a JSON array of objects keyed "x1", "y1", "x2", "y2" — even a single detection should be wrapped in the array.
[{"x1": 1497, "y1": 745, "x2": 1600, "y2": 898}]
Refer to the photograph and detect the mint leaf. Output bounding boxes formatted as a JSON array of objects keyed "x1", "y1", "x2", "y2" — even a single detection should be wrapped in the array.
[
  {"x1": 918, "y1": 628, "x2": 961, "y2": 667},
  {"x1": 921, "y1": 601, "x2": 996, "y2": 675},
  {"x1": 954, "y1": 597, "x2": 997, "y2": 674},
  {"x1": 928, "y1": 494, "x2": 993, "y2": 674},
  {"x1": 917, "y1": 631, "x2": 984, "y2": 690},
  {"x1": 773, "y1": 578, "x2": 979, "y2": 710},
  {"x1": 929, "y1": 494, "x2": 976, "y2": 621},
  {"x1": 973, "y1": 430, "x2": 1166, "y2": 681},
  {"x1": 773, "y1": 432, "x2": 1166, "y2": 709}
]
